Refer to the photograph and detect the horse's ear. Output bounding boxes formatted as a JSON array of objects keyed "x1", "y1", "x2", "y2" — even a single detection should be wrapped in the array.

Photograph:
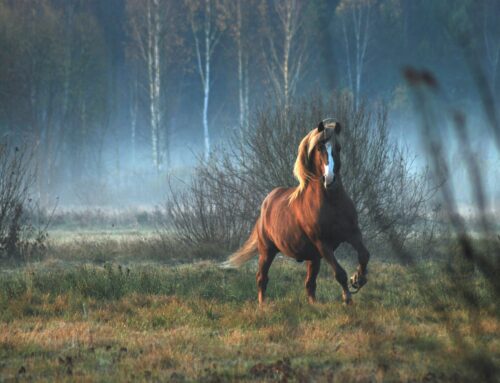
[
  {"x1": 335, "y1": 122, "x2": 342, "y2": 135},
  {"x1": 317, "y1": 121, "x2": 325, "y2": 132}
]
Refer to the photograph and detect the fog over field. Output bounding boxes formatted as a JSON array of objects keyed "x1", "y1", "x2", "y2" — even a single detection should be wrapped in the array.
[
  {"x1": 1, "y1": 2, "x2": 499, "y2": 382},
  {"x1": 0, "y1": 0, "x2": 499, "y2": 212}
]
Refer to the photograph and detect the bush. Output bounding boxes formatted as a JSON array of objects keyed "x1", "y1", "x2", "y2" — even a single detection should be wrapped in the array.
[
  {"x1": 166, "y1": 93, "x2": 435, "y2": 252},
  {"x1": 0, "y1": 143, "x2": 47, "y2": 262}
]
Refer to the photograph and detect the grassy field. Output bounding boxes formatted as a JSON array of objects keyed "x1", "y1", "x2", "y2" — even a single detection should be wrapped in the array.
[{"x1": 0, "y1": 230, "x2": 498, "y2": 382}]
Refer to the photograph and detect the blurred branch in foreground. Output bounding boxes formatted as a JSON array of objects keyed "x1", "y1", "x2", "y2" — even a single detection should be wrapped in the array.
[{"x1": 365, "y1": 66, "x2": 500, "y2": 382}]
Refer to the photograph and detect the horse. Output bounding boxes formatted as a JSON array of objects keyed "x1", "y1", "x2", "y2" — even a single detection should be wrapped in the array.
[{"x1": 224, "y1": 120, "x2": 370, "y2": 305}]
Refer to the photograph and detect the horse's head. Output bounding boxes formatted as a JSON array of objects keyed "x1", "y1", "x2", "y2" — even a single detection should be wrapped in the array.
[
  {"x1": 311, "y1": 120, "x2": 342, "y2": 189},
  {"x1": 291, "y1": 120, "x2": 342, "y2": 201}
]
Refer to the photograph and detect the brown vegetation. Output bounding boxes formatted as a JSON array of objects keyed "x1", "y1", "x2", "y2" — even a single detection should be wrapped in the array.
[
  {"x1": 0, "y1": 144, "x2": 47, "y2": 263},
  {"x1": 166, "y1": 93, "x2": 435, "y2": 255},
  {"x1": 0, "y1": 259, "x2": 497, "y2": 382}
]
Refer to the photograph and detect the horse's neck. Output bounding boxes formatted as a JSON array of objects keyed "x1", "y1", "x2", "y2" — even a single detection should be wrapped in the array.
[{"x1": 307, "y1": 180, "x2": 323, "y2": 198}]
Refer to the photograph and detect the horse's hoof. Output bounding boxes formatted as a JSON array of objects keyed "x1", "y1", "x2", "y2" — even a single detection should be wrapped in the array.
[
  {"x1": 308, "y1": 297, "x2": 316, "y2": 304},
  {"x1": 350, "y1": 272, "x2": 367, "y2": 291},
  {"x1": 342, "y1": 291, "x2": 352, "y2": 305}
]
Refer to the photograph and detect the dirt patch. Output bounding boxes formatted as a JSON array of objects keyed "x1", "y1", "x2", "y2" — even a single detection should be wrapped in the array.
[{"x1": 249, "y1": 358, "x2": 307, "y2": 382}]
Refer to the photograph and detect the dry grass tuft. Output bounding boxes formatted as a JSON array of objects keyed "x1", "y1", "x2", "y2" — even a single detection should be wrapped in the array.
[{"x1": 0, "y1": 260, "x2": 497, "y2": 382}]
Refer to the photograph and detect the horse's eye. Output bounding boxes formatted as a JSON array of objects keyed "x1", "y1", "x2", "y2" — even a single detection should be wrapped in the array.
[{"x1": 318, "y1": 145, "x2": 325, "y2": 152}]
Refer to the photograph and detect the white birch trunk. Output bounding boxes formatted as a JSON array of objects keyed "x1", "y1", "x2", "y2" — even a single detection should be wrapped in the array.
[
  {"x1": 265, "y1": 0, "x2": 306, "y2": 117},
  {"x1": 237, "y1": 0, "x2": 250, "y2": 131},
  {"x1": 153, "y1": 0, "x2": 162, "y2": 171},
  {"x1": 237, "y1": 0, "x2": 245, "y2": 130},
  {"x1": 353, "y1": 6, "x2": 361, "y2": 110},
  {"x1": 341, "y1": 2, "x2": 371, "y2": 110},
  {"x1": 130, "y1": 78, "x2": 138, "y2": 167},
  {"x1": 243, "y1": 58, "x2": 249, "y2": 128},
  {"x1": 202, "y1": 0, "x2": 211, "y2": 159},
  {"x1": 127, "y1": 0, "x2": 174, "y2": 172},
  {"x1": 342, "y1": 21, "x2": 354, "y2": 97},
  {"x1": 283, "y1": 3, "x2": 291, "y2": 113},
  {"x1": 191, "y1": 0, "x2": 222, "y2": 160},
  {"x1": 147, "y1": 0, "x2": 162, "y2": 172}
]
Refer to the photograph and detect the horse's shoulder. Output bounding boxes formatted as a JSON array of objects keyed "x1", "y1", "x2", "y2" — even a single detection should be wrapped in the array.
[
  {"x1": 335, "y1": 191, "x2": 359, "y2": 226},
  {"x1": 264, "y1": 187, "x2": 293, "y2": 202},
  {"x1": 261, "y1": 187, "x2": 294, "y2": 214},
  {"x1": 338, "y1": 193, "x2": 355, "y2": 209},
  {"x1": 342, "y1": 193, "x2": 358, "y2": 216}
]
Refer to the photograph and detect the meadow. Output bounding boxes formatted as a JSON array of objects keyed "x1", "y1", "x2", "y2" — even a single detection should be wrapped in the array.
[{"x1": 0, "y1": 226, "x2": 498, "y2": 382}]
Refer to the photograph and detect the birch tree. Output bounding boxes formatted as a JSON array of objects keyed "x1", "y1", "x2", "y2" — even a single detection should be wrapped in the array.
[
  {"x1": 0, "y1": 0, "x2": 65, "y2": 204},
  {"x1": 260, "y1": 0, "x2": 308, "y2": 116},
  {"x1": 129, "y1": 62, "x2": 139, "y2": 168},
  {"x1": 230, "y1": 0, "x2": 255, "y2": 131},
  {"x1": 126, "y1": 0, "x2": 177, "y2": 172},
  {"x1": 186, "y1": 0, "x2": 228, "y2": 159},
  {"x1": 336, "y1": 0, "x2": 376, "y2": 110}
]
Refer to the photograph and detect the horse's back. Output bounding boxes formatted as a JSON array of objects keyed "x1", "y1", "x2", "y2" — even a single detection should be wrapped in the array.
[{"x1": 262, "y1": 187, "x2": 292, "y2": 208}]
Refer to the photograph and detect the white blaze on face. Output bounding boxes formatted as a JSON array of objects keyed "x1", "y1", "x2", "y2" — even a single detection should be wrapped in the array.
[{"x1": 324, "y1": 142, "x2": 335, "y2": 187}]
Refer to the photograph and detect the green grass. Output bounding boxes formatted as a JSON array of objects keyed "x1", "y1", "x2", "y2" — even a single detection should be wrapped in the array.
[
  {"x1": 30, "y1": 228, "x2": 230, "y2": 266},
  {"x1": 0, "y1": 256, "x2": 498, "y2": 382}
]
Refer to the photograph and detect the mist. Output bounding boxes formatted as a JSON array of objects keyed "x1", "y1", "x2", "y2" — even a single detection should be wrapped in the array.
[
  {"x1": 2, "y1": 3, "x2": 500, "y2": 381},
  {"x1": 0, "y1": 0, "x2": 498, "y2": 211}
]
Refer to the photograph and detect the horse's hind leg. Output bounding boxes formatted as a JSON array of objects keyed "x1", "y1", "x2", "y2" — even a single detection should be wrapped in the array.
[
  {"x1": 305, "y1": 259, "x2": 321, "y2": 304},
  {"x1": 256, "y1": 243, "x2": 277, "y2": 305}
]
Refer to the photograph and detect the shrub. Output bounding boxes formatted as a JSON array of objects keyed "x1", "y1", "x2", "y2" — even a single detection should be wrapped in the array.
[
  {"x1": 166, "y1": 93, "x2": 435, "y2": 253},
  {"x1": 0, "y1": 143, "x2": 48, "y2": 262}
]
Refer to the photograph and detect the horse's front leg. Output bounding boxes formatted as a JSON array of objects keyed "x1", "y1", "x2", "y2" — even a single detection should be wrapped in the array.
[
  {"x1": 347, "y1": 232, "x2": 370, "y2": 291},
  {"x1": 315, "y1": 242, "x2": 351, "y2": 304}
]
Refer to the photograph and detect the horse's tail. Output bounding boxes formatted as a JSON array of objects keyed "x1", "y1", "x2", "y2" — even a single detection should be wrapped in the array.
[{"x1": 221, "y1": 223, "x2": 259, "y2": 268}]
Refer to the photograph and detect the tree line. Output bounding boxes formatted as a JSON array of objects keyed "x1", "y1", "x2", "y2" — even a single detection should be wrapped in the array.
[{"x1": 0, "y1": 0, "x2": 498, "y2": 205}]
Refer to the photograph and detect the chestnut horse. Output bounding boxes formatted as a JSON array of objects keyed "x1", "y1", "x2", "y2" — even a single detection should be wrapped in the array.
[{"x1": 225, "y1": 120, "x2": 370, "y2": 304}]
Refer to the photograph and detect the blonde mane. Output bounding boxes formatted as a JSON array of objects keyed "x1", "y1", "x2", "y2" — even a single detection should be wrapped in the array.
[{"x1": 289, "y1": 124, "x2": 338, "y2": 203}]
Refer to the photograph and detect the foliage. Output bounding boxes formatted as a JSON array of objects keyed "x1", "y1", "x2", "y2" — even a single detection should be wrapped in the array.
[
  {"x1": 166, "y1": 93, "x2": 435, "y2": 251},
  {"x1": 1, "y1": 0, "x2": 498, "y2": 205},
  {"x1": 0, "y1": 0, "x2": 111, "y2": 204},
  {"x1": 402, "y1": 66, "x2": 500, "y2": 311},
  {"x1": 0, "y1": 260, "x2": 497, "y2": 381},
  {"x1": 0, "y1": 144, "x2": 48, "y2": 262}
]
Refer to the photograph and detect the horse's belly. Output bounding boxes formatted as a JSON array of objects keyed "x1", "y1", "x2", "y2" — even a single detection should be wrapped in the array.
[
  {"x1": 328, "y1": 221, "x2": 359, "y2": 243},
  {"x1": 273, "y1": 232, "x2": 318, "y2": 261}
]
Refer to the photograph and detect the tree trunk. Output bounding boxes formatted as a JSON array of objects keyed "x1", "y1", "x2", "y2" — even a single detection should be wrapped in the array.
[
  {"x1": 202, "y1": 0, "x2": 211, "y2": 159},
  {"x1": 147, "y1": 0, "x2": 162, "y2": 173},
  {"x1": 342, "y1": 21, "x2": 354, "y2": 102},
  {"x1": 130, "y1": 83, "x2": 137, "y2": 168},
  {"x1": 244, "y1": 57, "x2": 249, "y2": 128},
  {"x1": 237, "y1": 0, "x2": 244, "y2": 130},
  {"x1": 283, "y1": 3, "x2": 291, "y2": 114}
]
